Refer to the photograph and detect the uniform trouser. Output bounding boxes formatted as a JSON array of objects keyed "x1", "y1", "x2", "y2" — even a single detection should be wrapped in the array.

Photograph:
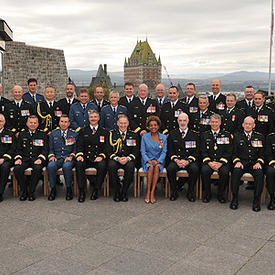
[
  {"x1": 201, "y1": 164, "x2": 230, "y2": 197},
  {"x1": 14, "y1": 161, "x2": 44, "y2": 195},
  {"x1": 231, "y1": 164, "x2": 264, "y2": 199},
  {"x1": 0, "y1": 161, "x2": 12, "y2": 195},
  {"x1": 76, "y1": 159, "x2": 107, "y2": 192},
  {"x1": 108, "y1": 159, "x2": 135, "y2": 194},
  {"x1": 167, "y1": 161, "x2": 199, "y2": 194},
  {"x1": 266, "y1": 166, "x2": 275, "y2": 194},
  {"x1": 47, "y1": 159, "x2": 74, "y2": 188}
]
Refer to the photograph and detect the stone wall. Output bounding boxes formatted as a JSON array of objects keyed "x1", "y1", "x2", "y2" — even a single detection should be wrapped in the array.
[{"x1": 2, "y1": 41, "x2": 68, "y2": 100}]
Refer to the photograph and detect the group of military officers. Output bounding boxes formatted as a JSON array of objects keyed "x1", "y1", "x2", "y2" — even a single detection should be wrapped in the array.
[{"x1": 0, "y1": 78, "x2": 275, "y2": 212}]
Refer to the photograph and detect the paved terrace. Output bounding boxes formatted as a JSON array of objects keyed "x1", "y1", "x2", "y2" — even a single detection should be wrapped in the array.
[{"x1": 0, "y1": 183, "x2": 274, "y2": 275}]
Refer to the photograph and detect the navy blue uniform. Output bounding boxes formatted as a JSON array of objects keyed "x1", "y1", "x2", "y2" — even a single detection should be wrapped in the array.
[{"x1": 22, "y1": 92, "x2": 45, "y2": 109}]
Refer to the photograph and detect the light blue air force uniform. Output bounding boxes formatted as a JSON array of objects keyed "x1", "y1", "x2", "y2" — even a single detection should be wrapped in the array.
[{"x1": 47, "y1": 128, "x2": 78, "y2": 188}]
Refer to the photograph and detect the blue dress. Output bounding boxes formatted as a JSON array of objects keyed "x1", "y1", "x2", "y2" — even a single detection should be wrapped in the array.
[{"x1": 140, "y1": 132, "x2": 167, "y2": 173}]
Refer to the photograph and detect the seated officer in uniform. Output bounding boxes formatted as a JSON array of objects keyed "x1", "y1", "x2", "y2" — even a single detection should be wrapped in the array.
[
  {"x1": 200, "y1": 114, "x2": 232, "y2": 203},
  {"x1": 265, "y1": 132, "x2": 275, "y2": 210},
  {"x1": 208, "y1": 79, "x2": 226, "y2": 113},
  {"x1": 14, "y1": 115, "x2": 48, "y2": 201},
  {"x1": 99, "y1": 91, "x2": 127, "y2": 131},
  {"x1": 57, "y1": 83, "x2": 78, "y2": 115},
  {"x1": 0, "y1": 114, "x2": 16, "y2": 202},
  {"x1": 0, "y1": 83, "x2": 10, "y2": 115},
  {"x1": 91, "y1": 86, "x2": 109, "y2": 113},
  {"x1": 37, "y1": 86, "x2": 61, "y2": 133},
  {"x1": 219, "y1": 93, "x2": 245, "y2": 134},
  {"x1": 69, "y1": 88, "x2": 98, "y2": 131},
  {"x1": 230, "y1": 116, "x2": 265, "y2": 212},
  {"x1": 119, "y1": 82, "x2": 136, "y2": 110},
  {"x1": 22, "y1": 78, "x2": 45, "y2": 109},
  {"x1": 107, "y1": 114, "x2": 138, "y2": 202},
  {"x1": 189, "y1": 95, "x2": 214, "y2": 133},
  {"x1": 236, "y1": 86, "x2": 255, "y2": 115},
  {"x1": 4, "y1": 85, "x2": 35, "y2": 136},
  {"x1": 75, "y1": 110, "x2": 108, "y2": 202},
  {"x1": 167, "y1": 113, "x2": 199, "y2": 202},
  {"x1": 160, "y1": 86, "x2": 188, "y2": 134},
  {"x1": 47, "y1": 115, "x2": 78, "y2": 201}
]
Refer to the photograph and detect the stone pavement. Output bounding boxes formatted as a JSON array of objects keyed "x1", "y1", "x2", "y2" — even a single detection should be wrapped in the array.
[{"x1": 0, "y1": 183, "x2": 274, "y2": 275}]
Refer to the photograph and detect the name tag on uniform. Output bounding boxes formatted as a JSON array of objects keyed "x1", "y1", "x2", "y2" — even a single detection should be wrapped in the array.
[
  {"x1": 21, "y1": 110, "x2": 30, "y2": 116},
  {"x1": 159, "y1": 139, "x2": 164, "y2": 149},
  {"x1": 251, "y1": 140, "x2": 263, "y2": 147},
  {"x1": 147, "y1": 105, "x2": 156, "y2": 113},
  {"x1": 126, "y1": 139, "x2": 136, "y2": 146},
  {"x1": 33, "y1": 139, "x2": 44, "y2": 146},
  {"x1": 258, "y1": 115, "x2": 268, "y2": 122},
  {"x1": 189, "y1": 107, "x2": 198, "y2": 113},
  {"x1": 100, "y1": 136, "x2": 105, "y2": 143},
  {"x1": 174, "y1": 110, "x2": 184, "y2": 117},
  {"x1": 1, "y1": 136, "x2": 12, "y2": 143},
  {"x1": 185, "y1": 141, "x2": 196, "y2": 148},
  {"x1": 216, "y1": 103, "x2": 225, "y2": 110},
  {"x1": 65, "y1": 138, "x2": 75, "y2": 145},
  {"x1": 217, "y1": 137, "x2": 229, "y2": 144},
  {"x1": 200, "y1": 118, "x2": 211, "y2": 125},
  {"x1": 55, "y1": 111, "x2": 62, "y2": 117}
]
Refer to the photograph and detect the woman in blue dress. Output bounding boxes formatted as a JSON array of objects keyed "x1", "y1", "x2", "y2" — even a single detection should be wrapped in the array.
[{"x1": 141, "y1": 116, "x2": 167, "y2": 203}]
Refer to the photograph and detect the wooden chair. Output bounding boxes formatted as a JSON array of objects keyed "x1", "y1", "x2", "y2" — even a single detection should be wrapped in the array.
[
  {"x1": 137, "y1": 167, "x2": 169, "y2": 198},
  {"x1": 56, "y1": 168, "x2": 78, "y2": 196}
]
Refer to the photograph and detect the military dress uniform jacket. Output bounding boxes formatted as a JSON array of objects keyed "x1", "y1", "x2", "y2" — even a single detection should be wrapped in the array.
[
  {"x1": 265, "y1": 132, "x2": 275, "y2": 167},
  {"x1": 0, "y1": 96, "x2": 10, "y2": 114},
  {"x1": 99, "y1": 104, "x2": 127, "y2": 131},
  {"x1": 14, "y1": 129, "x2": 48, "y2": 164},
  {"x1": 189, "y1": 109, "x2": 214, "y2": 133},
  {"x1": 232, "y1": 131, "x2": 265, "y2": 167},
  {"x1": 128, "y1": 97, "x2": 159, "y2": 134},
  {"x1": 236, "y1": 99, "x2": 254, "y2": 115},
  {"x1": 48, "y1": 128, "x2": 78, "y2": 161},
  {"x1": 22, "y1": 92, "x2": 45, "y2": 109},
  {"x1": 182, "y1": 96, "x2": 199, "y2": 110},
  {"x1": 155, "y1": 97, "x2": 170, "y2": 111},
  {"x1": 4, "y1": 100, "x2": 35, "y2": 133},
  {"x1": 75, "y1": 126, "x2": 108, "y2": 162},
  {"x1": 69, "y1": 102, "x2": 98, "y2": 131},
  {"x1": 219, "y1": 107, "x2": 245, "y2": 134},
  {"x1": 57, "y1": 98, "x2": 79, "y2": 115},
  {"x1": 91, "y1": 99, "x2": 109, "y2": 113},
  {"x1": 0, "y1": 128, "x2": 16, "y2": 162},
  {"x1": 200, "y1": 130, "x2": 233, "y2": 165},
  {"x1": 167, "y1": 128, "x2": 200, "y2": 163},
  {"x1": 208, "y1": 93, "x2": 226, "y2": 113},
  {"x1": 246, "y1": 105, "x2": 274, "y2": 136},
  {"x1": 160, "y1": 101, "x2": 188, "y2": 134},
  {"x1": 119, "y1": 96, "x2": 136, "y2": 110},
  {"x1": 107, "y1": 129, "x2": 139, "y2": 161}
]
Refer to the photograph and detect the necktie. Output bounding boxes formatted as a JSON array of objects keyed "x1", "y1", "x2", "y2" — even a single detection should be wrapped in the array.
[
  {"x1": 249, "y1": 101, "x2": 252, "y2": 107},
  {"x1": 256, "y1": 107, "x2": 260, "y2": 113},
  {"x1": 186, "y1": 98, "x2": 189, "y2": 104},
  {"x1": 30, "y1": 132, "x2": 33, "y2": 137},
  {"x1": 247, "y1": 133, "x2": 251, "y2": 141},
  {"x1": 83, "y1": 104, "x2": 86, "y2": 111},
  {"x1": 49, "y1": 102, "x2": 53, "y2": 108},
  {"x1": 142, "y1": 100, "x2": 145, "y2": 105},
  {"x1": 62, "y1": 131, "x2": 66, "y2": 142},
  {"x1": 182, "y1": 131, "x2": 185, "y2": 139},
  {"x1": 32, "y1": 95, "x2": 36, "y2": 103},
  {"x1": 214, "y1": 132, "x2": 217, "y2": 139},
  {"x1": 172, "y1": 103, "x2": 175, "y2": 108},
  {"x1": 128, "y1": 98, "x2": 131, "y2": 104},
  {"x1": 121, "y1": 132, "x2": 125, "y2": 140},
  {"x1": 159, "y1": 99, "x2": 162, "y2": 107},
  {"x1": 68, "y1": 99, "x2": 71, "y2": 105},
  {"x1": 92, "y1": 127, "x2": 95, "y2": 134},
  {"x1": 16, "y1": 102, "x2": 20, "y2": 108},
  {"x1": 113, "y1": 107, "x2": 116, "y2": 115}
]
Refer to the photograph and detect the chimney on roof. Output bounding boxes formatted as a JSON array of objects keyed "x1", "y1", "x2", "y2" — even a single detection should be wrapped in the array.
[{"x1": 104, "y1": 64, "x2": 107, "y2": 74}]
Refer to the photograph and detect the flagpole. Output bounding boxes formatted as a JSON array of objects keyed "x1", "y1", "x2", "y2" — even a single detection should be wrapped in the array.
[{"x1": 268, "y1": 0, "x2": 274, "y2": 96}]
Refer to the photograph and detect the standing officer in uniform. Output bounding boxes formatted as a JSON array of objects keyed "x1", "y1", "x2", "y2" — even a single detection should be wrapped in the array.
[
  {"x1": 69, "y1": 88, "x2": 98, "y2": 131},
  {"x1": 128, "y1": 83, "x2": 159, "y2": 137},
  {"x1": 0, "y1": 114, "x2": 16, "y2": 202},
  {"x1": 57, "y1": 83, "x2": 78, "y2": 115},
  {"x1": 47, "y1": 115, "x2": 78, "y2": 201},
  {"x1": 75, "y1": 110, "x2": 108, "y2": 202},
  {"x1": 160, "y1": 86, "x2": 188, "y2": 134},
  {"x1": 182, "y1": 83, "x2": 199, "y2": 112},
  {"x1": 14, "y1": 115, "x2": 48, "y2": 201},
  {"x1": 219, "y1": 93, "x2": 245, "y2": 134},
  {"x1": 107, "y1": 115, "x2": 138, "y2": 202},
  {"x1": 167, "y1": 113, "x2": 199, "y2": 202},
  {"x1": 22, "y1": 78, "x2": 45, "y2": 109},
  {"x1": 119, "y1": 82, "x2": 136, "y2": 110},
  {"x1": 208, "y1": 79, "x2": 226, "y2": 113},
  {"x1": 236, "y1": 86, "x2": 255, "y2": 115},
  {"x1": 200, "y1": 114, "x2": 232, "y2": 203},
  {"x1": 99, "y1": 91, "x2": 127, "y2": 131},
  {"x1": 189, "y1": 95, "x2": 214, "y2": 133},
  {"x1": 230, "y1": 116, "x2": 265, "y2": 212},
  {"x1": 265, "y1": 132, "x2": 275, "y2": 210},
  {"x1": 91, "y1": 86, "x2": 109, "y2": 113},
  {"x1": 0, "y1": 83, "x2": 10, "y2": 115},
  {"x1": 247, "y1": 91, "x2": 274, "y2": 136},
  {"x1": 155, "y1": 83, "x2": 169, "y2": 111},
  {"x1": 4, "y1": 85, "x2": 34, "y2": 135}
]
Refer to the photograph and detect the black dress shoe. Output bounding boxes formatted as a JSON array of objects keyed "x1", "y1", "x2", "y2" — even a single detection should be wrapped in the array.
[
  {"x1": 202, "y1": 196, "x2": 211, "y2": 203},
  {"x1": 121, "y1": 193, "x2": 128, "y2": 202},
  {"x1": 48, "y1": 188, "x2": 56, "y2": 201},
  {"x1": 78, "y1": 191, "x2": 85, "y2": 203},
  {"x1": 28, "y1": 195, "x2": 36, "y2": 201},
  {"x1": 218, "y1": 196, "x2": 226, "y2": 204},
  {"x1": 252, "y1": 200, "x2": 261, "y2": 212},
  {"x1": 19, "y1": 194, "x2": 28, "y2": 201},
  {"x1": 90, "y1": 189, "x2": 98, "y2": 200},
  {"x1": 187, "y1": 193, "x2": 196, "y2": 202},
  {"x1": 170, "y1": 191, "x2": 178, "y2": 201},
  {"x1": 66, "y1": 187, "x2": 73, "y2": 200},
  {"x1": 113, "y1": 193, "x2": 120, "y2": 202},
  {"x1": 230, "y1": 201, "x2": 238, "y2": 210},
  {"x1": 0, "y1": 194, "x2": 3, "y2": 202}
]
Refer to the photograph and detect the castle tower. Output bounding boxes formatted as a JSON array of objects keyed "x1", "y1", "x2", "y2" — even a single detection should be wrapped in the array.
[{"x1": 124, "y1": 40, "x2": 162, "y2": 89}]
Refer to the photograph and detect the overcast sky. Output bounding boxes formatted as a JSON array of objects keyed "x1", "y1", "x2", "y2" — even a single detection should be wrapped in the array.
[{"x1": 1, "y1": 0, "x2": 273, "y2": 75}]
